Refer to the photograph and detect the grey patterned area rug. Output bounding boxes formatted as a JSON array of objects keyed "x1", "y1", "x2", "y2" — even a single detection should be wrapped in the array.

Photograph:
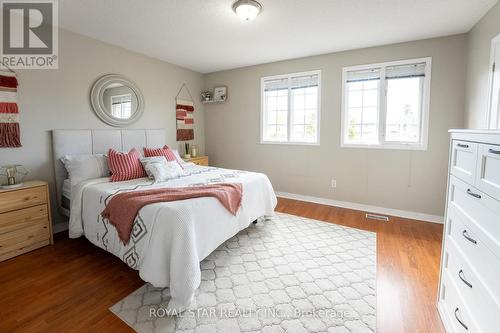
[{"x1": 110, "y1": 212, "x2": 376, "y2": 333}]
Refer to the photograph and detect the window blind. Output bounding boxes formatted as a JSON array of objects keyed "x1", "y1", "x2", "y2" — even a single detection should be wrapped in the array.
[
  {"x1": 263, "y1": 78, "x2": 288, "y2": 91},
  {"x1": 346, "y1": 68, "x2": 381, "y2": 83},
  {"x1": 290, "y1": 74, "x2": 319, "y2": 89},
  {"x1": 111, "y1": 95, "x2": 131, "y2": 105},
  {"x1": 385, "y1": 62, "x2": 426, "y2": 79}
]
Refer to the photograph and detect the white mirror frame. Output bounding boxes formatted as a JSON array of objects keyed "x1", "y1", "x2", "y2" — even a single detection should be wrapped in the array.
[{"x1": 90, "y1": 74, "x2": 145, "y2": 127}]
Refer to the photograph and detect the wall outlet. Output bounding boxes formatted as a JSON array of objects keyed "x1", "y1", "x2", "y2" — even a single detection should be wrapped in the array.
[{"x1": 330, "y1": 179, "x2": 337, "y2": 188}]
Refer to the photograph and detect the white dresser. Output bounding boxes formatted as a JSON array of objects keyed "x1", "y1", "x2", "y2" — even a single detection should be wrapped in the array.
[{"x1": 438, "y1": 130, "x2": 500, "y2": 333}]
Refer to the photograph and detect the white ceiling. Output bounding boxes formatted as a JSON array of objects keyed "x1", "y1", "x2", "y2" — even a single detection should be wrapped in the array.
[{"x1": 59, "y1": 0, "x2": 498, "y2": 73}]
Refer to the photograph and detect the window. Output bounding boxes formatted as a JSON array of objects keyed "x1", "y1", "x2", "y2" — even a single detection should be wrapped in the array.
[
  {"x1": 341, "y1": 58, "x2": 431, "y2": 150},
  {"x1": 111, "y1": 94, "x2": 132, "y2": 119},
  {"x1": 261, "y1": 70, "x2": 321, "y2": 144}
]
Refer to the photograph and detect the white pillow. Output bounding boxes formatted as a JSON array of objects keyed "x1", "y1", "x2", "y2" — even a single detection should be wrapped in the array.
[
  {"x1": 61, "y1": 154, "x2": 110, "y2": 187},
  {"x1": 171, "y1": 149, "x2": 186, "y2": 165},
  {"x1": 141, "y1": 156, "x2": 184, "y2": 182}
]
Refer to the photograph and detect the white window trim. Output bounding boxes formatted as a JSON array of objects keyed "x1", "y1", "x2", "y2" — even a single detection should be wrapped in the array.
[
  {"x1": 260, "y1": 70, "x2": 321, "y2": 146},
  {"x1": 487, "y1": 33, "x2": 500, "y2": 129},
  {"x1": 340, "y1": 57, "x2": 432, "y2": 151}
]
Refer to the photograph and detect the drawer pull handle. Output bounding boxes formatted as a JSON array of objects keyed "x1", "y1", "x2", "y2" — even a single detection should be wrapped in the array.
[
  {"x1": 466, "y1": 189, "x2": 481, "y2": 199},
  {"x1": 457, "y1": 143, "x2": 469, "y2": 148},
  {"x1": 462, "y1": 230, "x2": 477, "y2": 245},
  {"x1": 454, "y1": 308, "x2": 469, "y2": 330},
  {"x1": 458, "y1": 270, "x2": 472, "y2": 288},
  {"x1": 489, "y1": 148, "x2": 500, "y2": 155}
]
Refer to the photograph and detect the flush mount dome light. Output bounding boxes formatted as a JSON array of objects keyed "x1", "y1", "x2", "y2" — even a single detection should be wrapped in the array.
[{"x1": 232, "y1": 0, "x2": 262, "y2": 21}]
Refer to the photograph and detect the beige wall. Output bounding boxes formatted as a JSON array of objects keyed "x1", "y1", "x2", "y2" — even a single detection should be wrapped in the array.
[
  {"x1": 465, "y1": 1, "x2": 500, "y2": 128},
  {"x1": 204, "y1": 35, "x2": 467, "y2": 216},
  {"x1": 0, "y1": 29, "x2": 205, "y2": 224}
]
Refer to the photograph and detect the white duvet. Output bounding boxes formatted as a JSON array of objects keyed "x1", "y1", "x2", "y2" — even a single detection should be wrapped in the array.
[{"x1": 69, "y1": 165, "x2": 277, "y2": 311}]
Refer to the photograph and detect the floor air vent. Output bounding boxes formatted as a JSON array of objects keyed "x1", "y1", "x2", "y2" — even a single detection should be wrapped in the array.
[{"x1": 365, "y1": 213, "x2": 390, "y2": 222}]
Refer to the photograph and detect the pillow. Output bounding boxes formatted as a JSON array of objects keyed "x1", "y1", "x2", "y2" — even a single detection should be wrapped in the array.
[
  {"x1": 108, "y1": 148, "x2": 146, "y2": 182},
  {"x1": 61, "y1": 154, "x2": 110, "y2": 187},
  {"x1": 140, "y1": 156, "x2": 184, "y2": 182},
  {"x1": 171, "y1": 149, "x2": 186, "y2": 165},
  {"x1": 144, "y1": 145, "x2": 184, "y2": 168}
]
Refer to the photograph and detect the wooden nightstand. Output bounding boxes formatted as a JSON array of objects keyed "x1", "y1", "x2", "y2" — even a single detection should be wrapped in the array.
[
  {"x1": 0, "y1": 181, "x2": 53, "y2": 262},
  {"x1": 183, "y1": 156, "x2": 209, "y2": 166}
]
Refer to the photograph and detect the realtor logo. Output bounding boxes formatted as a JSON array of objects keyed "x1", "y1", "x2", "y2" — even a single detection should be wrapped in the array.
[{"x1": 1, "y1": 0, "x2": 58, "y2": 69}]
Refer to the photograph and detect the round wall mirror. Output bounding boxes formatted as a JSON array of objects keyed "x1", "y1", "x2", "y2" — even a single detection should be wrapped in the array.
[{"x1": 90, "y1": 74, "x2": 144, "y2": 127}]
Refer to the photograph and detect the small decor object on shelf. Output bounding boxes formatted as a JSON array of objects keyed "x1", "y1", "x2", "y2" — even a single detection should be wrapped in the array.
[
  {"x1": 191, "y1": 145, "x2": 197, "y2": 158},
  {"x1": 214, "y1": 86, "x2": 227, "y2": 102},
  {"x1": 201, "y1": 91, "x2": 212, "y2": 102},
  {"x1": 184, "y1": 143, "x2": 191, "y2": 158},
  {"x1": 0, "y1": 164, "x2": 28, "y2": 188}
]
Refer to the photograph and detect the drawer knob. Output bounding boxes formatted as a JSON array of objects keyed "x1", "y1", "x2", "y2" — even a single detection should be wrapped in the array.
[
  {"x1": 466, "y1": 189, "x2": 481, "y2": 199},
  {"x1": 457, "y1": 143, "x2": 469, "y2": 148},
  {"x1": 462, "y1": 230, "x2": 477, "y2": 245},
  {"x1": 454, "y1": 308, "x2": 469, "y2": 330},
  {"x1": 458, "y1": 269, "x2": 472, "y2": 288},
  {"x1": 489, "y1": 148, "x2": 500, "y2": 155}
]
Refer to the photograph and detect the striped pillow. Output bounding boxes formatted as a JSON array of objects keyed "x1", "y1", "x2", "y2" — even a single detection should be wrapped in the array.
[
  {"x1": 108, "y1": 148, "x2": 146, "y2": 182},
  {"x1": 144, "y1": 146, "x2": 184, "y2": 168}
]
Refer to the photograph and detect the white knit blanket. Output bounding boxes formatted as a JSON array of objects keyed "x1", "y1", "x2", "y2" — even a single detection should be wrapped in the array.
[{"x1": 69, "y1": 165, "x2": 277, "y2": 311}]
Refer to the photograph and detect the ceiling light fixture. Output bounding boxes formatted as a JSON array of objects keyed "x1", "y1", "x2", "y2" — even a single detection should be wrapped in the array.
[{"x1": 232, "y1": 0, "x2": 262, "y2": 21}]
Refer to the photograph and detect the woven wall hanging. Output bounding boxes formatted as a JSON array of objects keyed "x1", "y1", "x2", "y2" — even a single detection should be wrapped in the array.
[
  {"x1": 175, "y1": 83, "x2": 195, "y2": 141},
  {"x1": 0, "y1": 68, "x2": 21, "y2": 147}
]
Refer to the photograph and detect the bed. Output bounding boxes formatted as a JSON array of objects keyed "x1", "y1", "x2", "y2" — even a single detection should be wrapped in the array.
[{"x1": 52, "y1": 129, "x2": 277, "y2": 311}]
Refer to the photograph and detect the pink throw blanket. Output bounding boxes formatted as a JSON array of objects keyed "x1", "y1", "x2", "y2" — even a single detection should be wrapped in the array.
[{"x1": 101, "y1": 183, "x2": 243, "y2": 244}]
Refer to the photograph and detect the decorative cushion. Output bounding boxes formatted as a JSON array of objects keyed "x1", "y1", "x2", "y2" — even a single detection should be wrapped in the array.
[
  {"x1": 61, "y1": 154, "x2": 110, "y2": 187},
  {"x1": 171, "y1": 149, "x2": 186, "y2": 166},
  {"x1": 144, "y1": 145, "x2": 184, "y2": 168},
  {"x1": 108, "y1": 148, "x2": 146, "y2": 182},
  {"x1": 140, "y1": 156, "x2": 185, "y2": 182}
]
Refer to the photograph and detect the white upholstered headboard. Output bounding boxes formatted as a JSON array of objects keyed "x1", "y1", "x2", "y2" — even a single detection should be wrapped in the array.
[{"x1": 52, "y1": 129, "x2": 167, "y2": 215}]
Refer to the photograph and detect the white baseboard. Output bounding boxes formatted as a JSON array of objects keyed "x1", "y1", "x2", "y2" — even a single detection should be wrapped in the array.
[{"x1": 275, "y1": 191, "x2": 443, "y2": 224}]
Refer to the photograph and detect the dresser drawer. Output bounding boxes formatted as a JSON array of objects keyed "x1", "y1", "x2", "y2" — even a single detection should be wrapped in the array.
[
  {"x1": 0, "y1": 205, "x2": 48, "y2": 234},
  {"x1": 475, "y1": 143, "x2": 500, "y2": 200},
  {"x1": 0, "y1": 223, "x2": 50, "y2": 261},
  {"x1": 443, "y1": 238, "x2": 500, "y2": 331},
  {"x1": 439, "y1": 272, "x2": 480, "y2": 333},
  {"x1": 449, "y1": 176, "x2": 500, "y2": 257},
  {"x1": 0, "y1": 186, "x2": 47, "y2": 213},
  {"x1": 451, "y1": 140, "x2": 478, "y2": 185},
  {"x1": 447, "y1": 206, "x2": 500, "y2": 306}
]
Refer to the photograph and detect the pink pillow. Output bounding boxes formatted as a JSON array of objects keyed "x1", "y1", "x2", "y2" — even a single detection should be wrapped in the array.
[
  {"x1": 108, "y1": 148, "x2": 146, "y2": 182},
  {"x1": 144, "y1": 145, "x2": 184, "y2": 168}
]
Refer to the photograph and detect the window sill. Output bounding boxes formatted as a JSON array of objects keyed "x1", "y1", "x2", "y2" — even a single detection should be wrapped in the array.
[
  {"x1": 341, "y1": 142, "x2": 427, "y2": 151},
  {"x1": 260, "y1": 140, "x2": 320, "y2": 146}
]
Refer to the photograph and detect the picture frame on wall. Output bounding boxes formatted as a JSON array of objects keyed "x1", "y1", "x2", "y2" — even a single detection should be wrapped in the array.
[{"x1": 214, "y1": 86, "x2": 227, "y2": 102}]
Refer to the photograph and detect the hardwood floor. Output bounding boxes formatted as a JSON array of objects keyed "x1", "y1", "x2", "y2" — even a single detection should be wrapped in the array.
[
  {"x1": 275, "y1": 198, "x2": 445, "y2": 333},
  {"x1": 0, "y1": 198, "x2": 445, "y2": 332}
]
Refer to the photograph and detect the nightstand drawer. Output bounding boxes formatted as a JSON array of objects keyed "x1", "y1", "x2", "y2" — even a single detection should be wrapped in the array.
[
  {"x1": 184, "y1": 156, "x2": 209, "y2": 166},
  {"x1": 0, "y1": 205, "x2": 49, "y2": 234},
  {"x1": 193, "y1": 158, "x2": 208, "y2": 166},
  {"x1": 0, "y1": 223, "x2": 50, "y2": 261},
  {"x1": 0, "y1": 186, "x2": 47, "y2": 213}
]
